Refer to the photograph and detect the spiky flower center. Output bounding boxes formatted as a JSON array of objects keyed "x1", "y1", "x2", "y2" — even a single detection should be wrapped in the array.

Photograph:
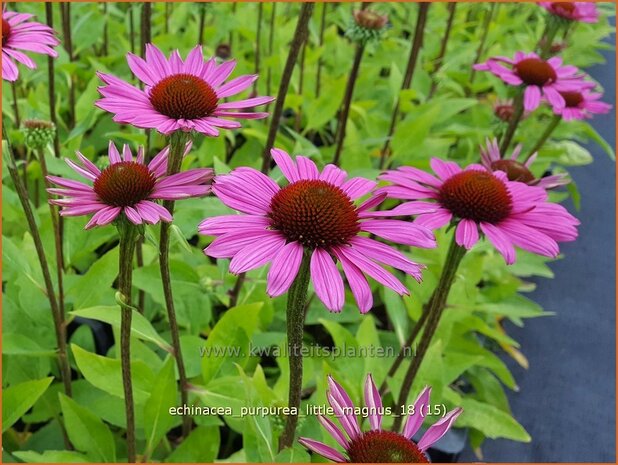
[
  {"x1": 353, "y1": 10, "x2": 388, "y2": 30},
  {"x1": 439, "y1": 170, "x2": 512, "y2": 224},
  {"x1": 551, "y1": 2, "x2": 576, "y2": 15},
  {"x1": 560, "y1": 91, "x2": 584, "y2": 108},
  {"x1": 514, "y1": 58, "x2": 557, "y2": 87},
  {"x1": 93, "y1": 161, "x2": 156, "y2": 207},
  {"x1": 269, "y1": 180, "x2": 360, "y2": 249},
  {"x1": 149, "y1": 73, "x2": 218, "y2": 120},
  {"x1": 491, "y1": 160, "x2": 535, "y2": 183},
  {"x1": 23, "y1": 119, "x2": 55, "y2": 130},
  {"x1": 347, "y1": 431, "x2": 429, "y2": 463},
  {"x1": 494, "y1": 103, "x2": 515, "y2": 122},
  {"x1": 2, "y1": 18, "x2": 11, "y2": 46}
]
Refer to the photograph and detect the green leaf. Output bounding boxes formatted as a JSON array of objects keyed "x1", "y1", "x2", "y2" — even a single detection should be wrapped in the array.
[
  {"x1": 143, "y1": 357, "x2": 177, "y2": 456},
  {"x1": 3, "y1": 333, "x2": 56, "y2": 357},
  {"x1": 71, "y1": 344, "x2": 155, "y2": 404},
  {"x1": 165, "y1": 426, "x2": 220, "y2": 463},
  {"x1": 59, "y1": 393, "x2": 117, "y2": 462},
  {"x1": 2, "y1": 377, "x2": 53, "y2": 432},
  {"x1": 70, "y1": 306, "x2": 172, "y2": 351},
  {"x1": 13, "y1": 451, "x2": 92, "y2": 463},
  {"x1": 457, "y1": 398, "x2": 531, "y2": 442},
  {"x1": 201, "y1": 303, "x2": 263, "y2": 385},
  {"x1": 66, "y1": 247, "x2": 119, "y2": 310}
]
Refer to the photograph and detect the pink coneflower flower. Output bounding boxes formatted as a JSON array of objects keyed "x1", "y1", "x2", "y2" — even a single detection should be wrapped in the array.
[
  {"x1": 48, "y1": 142, "x2": 212, "y2": 229},
  {"x1": 96, "y1": 44, "x2": 274, "y2": 136},
  {"x1": 378, "y1": 158, "x2": 579, "y2": 264},
  {"x1": 199, "y1": 148, "x2": 436, "y2": 313},
  {"x1": 474, "y1": 52, "x2": 593, "y2": 111},
  {"x1": 298, "y1": 375, "x2": 462, "y2": 463},
  {"x1": 553, "y1": 88, "x2": 612, "y2": 121},
  {"x1": 539, "y1": 2, "x2": 599, "y2": 23},
  {"x1": 2, "y1": 10, "x2": 59, "y2": 82},
  {"x1": 480, "y1": 138, "x2": 569, "y2": 190}
]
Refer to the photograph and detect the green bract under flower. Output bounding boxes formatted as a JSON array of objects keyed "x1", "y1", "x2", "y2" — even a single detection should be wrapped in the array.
[
  {"x1": 21, "y1": 119, "x2": 56, "y2": 151},
  {"x1": 346, "y1": 10, "x2": 388, "y2": 45}
]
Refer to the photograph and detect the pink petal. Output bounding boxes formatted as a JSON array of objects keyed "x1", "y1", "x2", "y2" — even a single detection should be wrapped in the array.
[
  {"x1": 267, "y1": 241, "x2": 304, "y2": 297},
  {"x1": 364, "y1": 374, "x2": 383, "y2": 430},
  {"x1": 271, "y1": 148, "x2": 300, "y2": 183},
  {"x1": 523, "y1": 85, "x2": 541, "y2": 112},
  {"x1": 417, "y1": 408, "x2": 463, "y2": 451},
  {"x1": 298, "y1": 438, "x2": 346, "y2": 463},
  {"x1": 336, "y1": 251, "x2": 373, "y2": 313},
  {"x1": 229, "y1": 234, "x2": 286, "y2": 274},
  {"x1": 402, "y1": 386, "x2": 432, "y2": 440},
  {"x1": 310, "y1": 248, "x2": 344, "y2": 312},
  {"x1": 480, "y1": 222, "x2": 516, "y2": 265},
  {"x1": 455, "y1": 219, "x2": 480, "y2": 249}
]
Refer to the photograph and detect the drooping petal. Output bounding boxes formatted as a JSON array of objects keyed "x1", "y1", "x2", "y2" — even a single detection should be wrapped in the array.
[
  {"x1": 364, "y1": 374, "x2": 383, "y2": 431},
  {"x1": 310, "y1": 248, "x2": 345, "y2": 312},
  {"x1": 455, "y1": 219, "x2": 480, "y2": 249},
  {"x1": 267, "y1": 241, "x2": 304, "y2": 297},
  {"x1": 402, "y1": 386, "x2": 431, "y2": 440},
  {"x1": 297, "y1": 438, "x2": 347, "y2": 463}
]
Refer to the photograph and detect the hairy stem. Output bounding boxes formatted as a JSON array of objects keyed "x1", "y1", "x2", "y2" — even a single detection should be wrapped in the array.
[
  {"x1": 198, "y1": 2, "x2": 207, "y2": 44},
  {"x1": 525, "y1": 114, "x2": 561, "y2": 162},
  {"x1": 45, "y1": 3, "x2": 62, "y2": 160},
  {"x1": 159, "y1": 131, "x2": 192, "y2": 439},
  {"x1": 254, "y1": 2, "x2": 263, "y2": 94},
  {"x1": 266, "y1": 3, "x2": 277, "y2": 100},
  {"x1": 117, "y1": 219, "x2": 138, "y2": 463},
  {"x1": 3, "y1": 125, "x2": 72, "y2": 400},
  {"x1": 278, "y1": 252, "x2": 311, "y2": 451},
  {"x1": 315, "y1": 2, "x2": 327, "y2": 98},
  {"x1": 468, "y1": 3, "x2": 497, "y2": 90},
  {"x1": 393, "y1": 236, "x2": 466, "y2": 431},
  {"x1": 428, "y1": 2, "x2": 457, "y2": 98},
  {"x1": 378, "y1": 304, "x2": 431, "y2": 397},
  {"x1": 38, "y1": 148, "x2": 65, "y2": 339},
  {"x1": 331, "y1": 43, "x2": 365, "y2": 166},
  {"x1": 499, "y1": 90, "x2": 525, "y2": 154},
  {"x1": 260, "y1": 2, "x2": 314, "y2": 173},
  {"x1": 60, "y1": 3, "x2": 75, "y2": 129},
  {"x1": 379, "y1": 3, "x2": 430, "y2": 169}
]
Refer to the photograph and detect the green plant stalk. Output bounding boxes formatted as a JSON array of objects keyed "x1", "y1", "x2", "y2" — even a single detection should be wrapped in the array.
[
  {"x1": 279, "y1": 252, "x2": 311, "y2": 451},
  {"x1": 378, "y1": 302, "x2": 431, "y2": 397},
  {"x1": 525, "y1": 114, "x2": 561, "y2": 162},
  {"x1": 117, "y1": 219, "x2": 138, "y2": 463},
  {"x1": 315, "y1": 2, "x2": 327, "y2": 98},
  {"x1": 393, "y1": 235, "x2": 466, "y2": 431},
  {"x1": 428, "y1": 2, "x2": 457, "y2": 98},
  {"x1": 3, "y1": 125, "x2": 73, "y2": 401},
  {"x1": 378, "y1": 2, "x2": 430, "y2": 169},
  {"x1": 540, "y1": 19, "x2": 560, "y2": 59},
  {"x1": 45, "y1": 3, "x2": 62, "y2": 160},
  {"x1": 38, "y1": 147, "x2": 65, "y2": 335},
  {"x1": 266, "y1": 3, "x2": 277, "y2": 100},
  {"x1": 260, "y1": 2, "x2": 314, "y2": 173},
  {"x1": 468, "y1": 3, "x2": 497, "y2": 89},
  {"x1": 60, "y1": 3, "x2": 76, "y2": 129},
  {"x1": 11, "y1": 81, "x2": 20, "y2": 127},
  {"x1": 332, "y1": 42, "x2": 365, "y2": 166},
  {"x1": 254, "y1": 2, "x2": 263, "y2": 94},
  {"x1": 499, "y1": 90, "x2": 525, "y2": 154},
  {"x1": 159, "y1": 130, "x2": 192, "y2": 439},
  {"x1": 198, "y1": 2, "x2": 207, "y2": 44}
]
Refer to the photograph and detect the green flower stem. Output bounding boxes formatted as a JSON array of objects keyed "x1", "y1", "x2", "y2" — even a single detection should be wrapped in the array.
[
  {"x1": 117, "y1": 219, "x2": 139, "y2": 463},
  {"x1": 38, "y1": 147, "x2": 66, "y2": 335},
  {"x1": 393, "y1": 234, "x2": 466, "y2": 431},
  {"x1": 540, "y1": 20, "x2": 560, "y2": 59},
  {"x1": 278, "y1": 252, "x2": 311, "y2": 451},
  {"x1": 159, "y1": 130, "x2": 192, "y2": 439},
  {"x1": 315, "y1": 3, "x2": 327, "y2": 98},
  {"x1": 260, "y1": 2, "x2": 314, "y2": 173},
  {"x1": 378, "y1": 3, "x2": 430, "y2": 170},
  {"x1": 428, "y1": 2, "x2": 457, "y2": 99},
  {"x1": 468, "y1": 3, "x2": 496, "y2": 89},
  {"x1": 525, "y1": 114, "x2": 561, "y2": 162},
  {"x1": 378, "y1": 303, "x2": 431, "y2": 397},
  {"x1": 2, "y1": 125, "x2": 72, "y2": 401},
  {"x1": 332, "y1": 42, "x2": 365, "y2": 166},
  {"x1": 499, "y1": 89, "x2": 525, "y2": 154}
]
